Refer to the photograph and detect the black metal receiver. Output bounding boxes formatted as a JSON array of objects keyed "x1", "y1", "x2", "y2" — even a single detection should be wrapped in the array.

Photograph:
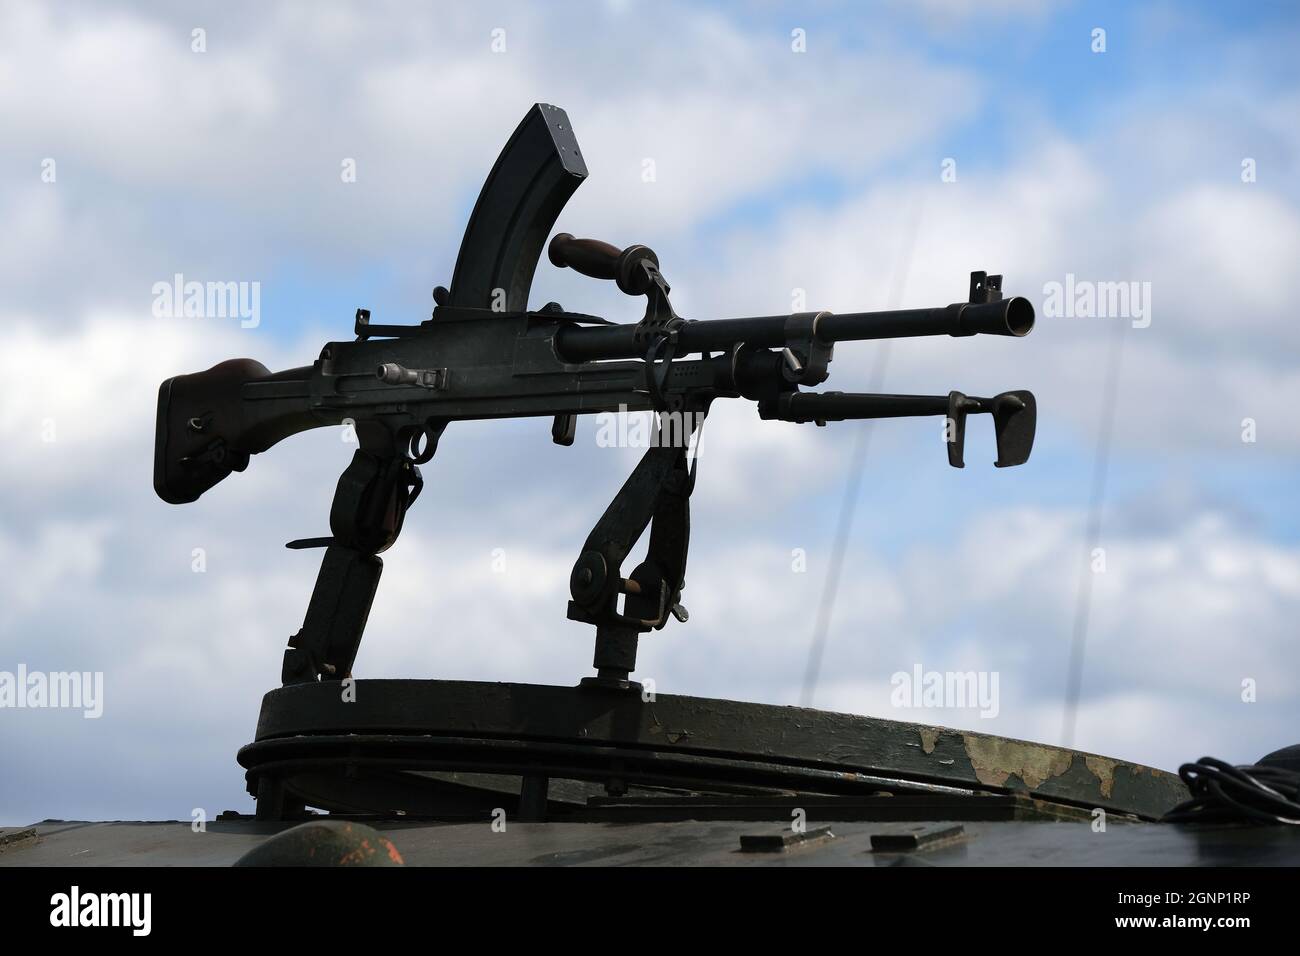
[{"x1": 154, "y1": 103, "x2": 1037, "y2": 690}]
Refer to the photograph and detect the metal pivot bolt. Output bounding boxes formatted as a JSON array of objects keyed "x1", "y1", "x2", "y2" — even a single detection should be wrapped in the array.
[
  {"x1": 570, "y1": 551, "x2": 608, "y2": 604},
  {"x1": 376, "y1": 363, "x2": 449, "y2": 390}
]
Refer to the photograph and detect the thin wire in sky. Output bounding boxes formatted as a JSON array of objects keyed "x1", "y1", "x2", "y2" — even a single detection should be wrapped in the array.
[
  {"x1": 1061, "y1": 314, "x2": 1128, "y2": 748},
  {"x1": 799, "y1": 196, "x2": 923, "y2": 708}
]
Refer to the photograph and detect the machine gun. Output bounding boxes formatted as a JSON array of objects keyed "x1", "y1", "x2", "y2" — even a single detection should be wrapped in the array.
[{"x1": 153, "y1": 104, "x2": 1037, "y2": 691}]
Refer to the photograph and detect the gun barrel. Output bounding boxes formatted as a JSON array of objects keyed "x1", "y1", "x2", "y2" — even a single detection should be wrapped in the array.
[
  {"x1": 556, "y1": 296, "x2": 1034, "y2": 362},
  {"x1": 820, "y1": 296, "x2": 1035, "y2": 341}
]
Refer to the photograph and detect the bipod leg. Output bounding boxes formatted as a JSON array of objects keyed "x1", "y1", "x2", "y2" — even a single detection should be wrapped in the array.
[
  {"x1": 568, "y1": 403, "x2": 706, "y2": 688},
  {"x1": 281, "y1": 443, "x2": 425, "y2": 685}
]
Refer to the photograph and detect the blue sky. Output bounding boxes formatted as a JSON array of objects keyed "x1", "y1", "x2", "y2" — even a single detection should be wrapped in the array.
[{"x1": 1, "y1": 0, "x2": 1298, "y2": 824}]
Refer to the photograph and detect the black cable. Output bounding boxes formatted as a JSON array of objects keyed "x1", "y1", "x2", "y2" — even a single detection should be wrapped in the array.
[{"x1": 1161, "y1": 756, "x2": 1300, "y2": 825}]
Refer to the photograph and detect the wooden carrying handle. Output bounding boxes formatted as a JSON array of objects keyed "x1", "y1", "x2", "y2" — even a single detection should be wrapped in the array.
[{"x1": 547, "y1": 233, "x2": 659, "y2": 295}]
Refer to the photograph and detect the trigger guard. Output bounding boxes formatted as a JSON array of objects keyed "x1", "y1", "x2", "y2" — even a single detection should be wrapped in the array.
[{"x1": 400, "y1": 421, "x2": 443, "y2": 465}]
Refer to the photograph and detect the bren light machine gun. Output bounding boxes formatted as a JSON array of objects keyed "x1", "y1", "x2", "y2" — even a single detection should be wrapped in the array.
[
  {"x1": 146, "y1": 106, "x2": 1208, "y2": 832},
  {"x1": 154, "y1": 104, "x2": 1036, "y2": 695}
]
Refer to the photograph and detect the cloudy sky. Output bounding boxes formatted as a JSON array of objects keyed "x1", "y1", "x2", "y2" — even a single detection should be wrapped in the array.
[{"x1": 2, "y1": 0, "x2": 1297, "y2": 824}]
